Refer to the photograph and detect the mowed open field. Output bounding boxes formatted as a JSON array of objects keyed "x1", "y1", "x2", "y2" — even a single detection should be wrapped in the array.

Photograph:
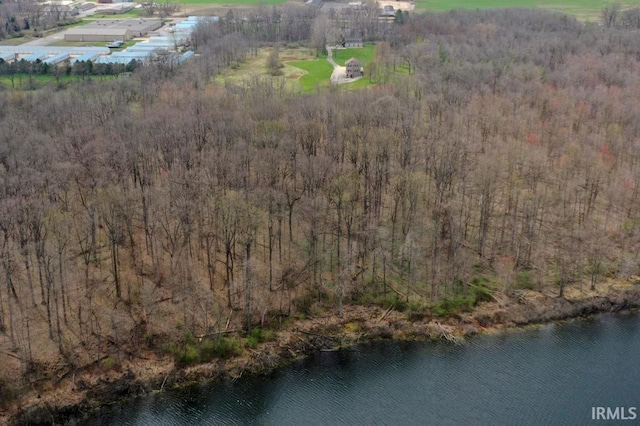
[
  {"x1": 416, "y1": 0, "x2": 640, "y2": 20},
  {"x1": 212, "y1": 45, "x2": 381, "y2": 92},
  {"x1": 183, "y1": 0, "x2": 287, "y2": 5},
  {"x1": 181, "y1": 0, "x2": 640, "y2": 21}
]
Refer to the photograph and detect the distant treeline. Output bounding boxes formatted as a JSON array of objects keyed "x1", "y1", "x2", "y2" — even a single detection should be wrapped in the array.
[
  {"x1": 0, "y1": 58, "x2": 139, "y2": 78},
  {"x1": 0, "y1": 0, "x2": 78, "y2": 40},
  {"x1": 3, "y1": 6, "x2": 640, "y2": 401}
]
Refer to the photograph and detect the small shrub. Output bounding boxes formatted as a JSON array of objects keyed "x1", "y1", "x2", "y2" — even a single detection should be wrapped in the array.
[
  {"x1": 177, "y1": 344, "x2": 200, "y2": 365},
  {"x1": 250, "y1": 328, "x2": 276, "y2": 342},
  {"x1": 433, "y1": 295, "x2": 475, "y2": 317},
  {"x1": 246, "y1": 328, "x2": 276, "y2": 349},
  {"x1": 471, "y1": 283, "x2": 494, "y2": 304},
  {"x1": 247, "y1": 336, "x2": 260, "y2": 349},
  {"x1": 343, "y1": 322, "x2": 360, "y2": 333},
  {"x1": 0, "y1": 378, "x2": 17, "y2": 406},
  {"x1": 516, "y1": 270, "x2": 535, "y2": 290},
  {"x1": 100, "y1": 357, "x2": 118, "y2": 370},
  {"x1": 278, "y1": 315, "x2": 295, "y2": 329},
  {"x1": 296, "y1": 291, "x2": 329, "y2": 316},
  {"x1": 213, "y1": 337, "x2": 242, "y2": 359},
  {"x1": 198, "y1": 340, "x2": 216, "y2": 362},
  {"x1": 393, "y1": 298, "x2": 409, "y2": 312},
  {"x1": 358, "y1": 293, "x2": 410, "y2": 311},
  {"x1": 406, "y1": 300, "x2": 428, "y2": 321},
  {"x1": 143, "y1": 333, "x2": 158, "y2": 348},
  {"x1": 164, "y1": 334, "x2": 243, "y2": 366}
]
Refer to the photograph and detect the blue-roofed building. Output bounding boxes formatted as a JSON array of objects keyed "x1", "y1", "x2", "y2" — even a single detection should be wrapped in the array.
[
  {"x1": 149, "y1": 36, "x2": 174, "y2": 43},
  {"x1": 174, "y1": 23, "x2": 196, "y2": 30},
  {"x1": 24, "y1": 52, "x2": 47, "y2": 62},
  {"x1": 0, "y1": 46, "x2": 110, "y2": 56},
  {"x1": 0, "y1": 52, "x2": 15, "y2": 62},
  {"x1": 73, "y1": 52, "x2": 101, "y2": 63},
  {"x1": 127, "y1": 46, "x2": 170, "y2": 53},
  {"x1": 96, "y1": 55, "x2": 145, "y2": 65},
  {"x1": 43, "y1": 53, "x2": 70, "y2": 65},
  {"x1": 178, "y1": 51, "x2": 194, "y2": 64},
  {"x1": 0, "y1": 15, "x2": 215, "y2": 68},
  {"x1": 111, "y1": 50, "x2": 154, "y2": 56},
  {"x1": 130, "y1": 42, "x2": 172, "y2": 48}
]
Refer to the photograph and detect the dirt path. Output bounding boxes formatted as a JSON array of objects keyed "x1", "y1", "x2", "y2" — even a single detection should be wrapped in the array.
[{"x1": 327, "y1": 45, "x2": 362, "y2": 85}]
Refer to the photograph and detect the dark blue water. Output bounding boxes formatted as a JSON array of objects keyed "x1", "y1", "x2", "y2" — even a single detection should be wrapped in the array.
[{"x1": 85, "y1": 312, "x2": 640, "y2": 425}]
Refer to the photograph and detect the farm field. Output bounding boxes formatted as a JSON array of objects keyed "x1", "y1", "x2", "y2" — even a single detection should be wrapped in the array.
[
  {"x1": 183, "y1": 0, "x2": 287, "y2": 5},
  {"x1": 177, "y1": 0, "x2": 640, "y2": 21},
  {"x1": 415, "y1": 0, "x2": 640, "y2": 20}
]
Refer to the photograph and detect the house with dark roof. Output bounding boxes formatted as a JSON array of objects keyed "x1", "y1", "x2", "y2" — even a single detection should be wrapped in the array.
[
  {"x1": 345, "y1": 57, "x2": 363, "y2": 78},
  {"x1": 344, "y1": 38, "x2": 363, "y2": 48}
]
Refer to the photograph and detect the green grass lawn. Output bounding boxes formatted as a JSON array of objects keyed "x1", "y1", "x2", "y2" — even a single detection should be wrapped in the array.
[
  {"x1": 0, "y1": 74, "x2": 115, "y2": 90},
  {"x1": 416, "y1": 0, "x2": 640, "y2": 20},
  {"x1": 286, "y1": 58, "x2": 333, "y2": 92},
  {"x1": 287, "y1": 44, "x2": 395, "y2": 91},
  {"x1": 286, "y1": 44, "x2": 387, "y2": 91},
  {"x1": 41, "y1": 20, "x2": 91, "y2": 31},
  {"x1": 0, "y1": 37, "x2": 30, "y2": 46},
  {"x1": 329, "y1": 44, "x2": 376, "y2": 67},
  {"x1": 86, "y1": 10, "x2": 146, "y2": 19}
]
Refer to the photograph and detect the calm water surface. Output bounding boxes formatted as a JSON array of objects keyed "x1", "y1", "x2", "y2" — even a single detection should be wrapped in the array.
[{"x1": 85, "y1": 312, "x2": 640, "y2": 425}]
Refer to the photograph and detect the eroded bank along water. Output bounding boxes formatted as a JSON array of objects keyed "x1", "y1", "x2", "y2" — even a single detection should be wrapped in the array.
[{"x1": 84, "y1": 311, "x2": 640, "y2": 425}]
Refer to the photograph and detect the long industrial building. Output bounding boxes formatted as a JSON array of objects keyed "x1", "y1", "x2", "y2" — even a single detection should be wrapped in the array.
[
  {"x1": 0, "y1": 16, "x2": 212, "y2": 66},
  {"x1": 64, "y1": 19, "x2": 162, "y2": 42}
]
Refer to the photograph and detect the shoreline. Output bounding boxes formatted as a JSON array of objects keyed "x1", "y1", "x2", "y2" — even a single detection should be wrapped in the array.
[{"x1": 5, "y1": 281, "x2": 640, "y2": 425}]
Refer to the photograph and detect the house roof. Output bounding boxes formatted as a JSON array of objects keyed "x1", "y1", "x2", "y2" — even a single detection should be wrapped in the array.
[
  {"x1": 75, "y1": 19, "x2": 161, "y2": 33},
  {"x1": 346, "y1": 57, "x2": 360, "y2": 64},
  {"x1": 65, "y1": 28, "x2": 131, "y2": 36}
]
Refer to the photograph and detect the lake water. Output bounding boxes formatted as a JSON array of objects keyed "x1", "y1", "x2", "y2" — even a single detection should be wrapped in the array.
[{"x1": 84, "y1": 312, "x2": 640, "y2": 425}]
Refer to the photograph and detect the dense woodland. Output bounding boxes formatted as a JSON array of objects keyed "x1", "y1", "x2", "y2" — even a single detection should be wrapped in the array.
[
  {"x1": 0, "y1": 0, "x2": 77, "y2": 40},
  {"x1": 2, "y1": 6, "x2": 640, "y2": 401}
]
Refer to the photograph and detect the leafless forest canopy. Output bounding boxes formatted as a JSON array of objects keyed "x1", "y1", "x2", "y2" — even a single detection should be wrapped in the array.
[
  {"x1": 0, "y1": 0, "x2": 78, "y2": 39},
  {"x1": 2, "y1": 6, "x2": 640, "y2": 396}
]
